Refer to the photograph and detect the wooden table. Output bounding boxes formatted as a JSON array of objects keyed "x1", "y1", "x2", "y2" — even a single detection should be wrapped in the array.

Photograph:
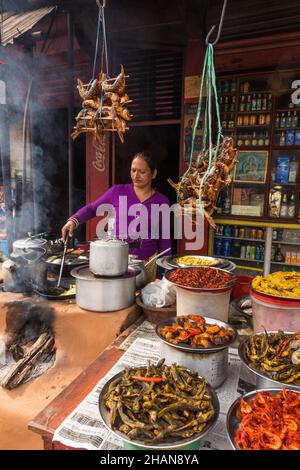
[{"x1": 28, "y1": 317, "x2": 144, "y2": 450}]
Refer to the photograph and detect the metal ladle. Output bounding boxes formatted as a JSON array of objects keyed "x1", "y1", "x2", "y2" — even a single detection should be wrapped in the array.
[{"x1": 57, "y1": 232, "x2": 69, "y2": 288}]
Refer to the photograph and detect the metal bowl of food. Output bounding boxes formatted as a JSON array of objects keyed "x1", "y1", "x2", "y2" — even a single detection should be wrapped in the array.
[
  {"x1": 155, "y1": 316, "x2": 237, "y2": 388},
  {"x1": 156, "y1": 315, "x2": 237, "y2": 353},
  {"x1": 238, "y1": 331, "x2": 300, "y2": 391},
  {"x1": 165, "y1": 266, "x2": 237, "y2": 292},
  {"x1": 98, "y1": 361, "x2": 220, "y2": 450},
  {"x1": 167, "y1": 254, "x2": 222, "y2": 268},
  {"x1": 226, "y1": 388, "x2": 300, "y2": 450}
]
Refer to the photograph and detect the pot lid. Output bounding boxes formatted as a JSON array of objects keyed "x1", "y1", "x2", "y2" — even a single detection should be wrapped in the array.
[
  {"x1": 71, "y1": 265, "x2": 137, "y2": 280},
  {"x1": 91, "y1": 238, "x2": 128, "y2": 247},
  {"x1": 13, "y1": 237, "x2": 48, "y2": 250}
]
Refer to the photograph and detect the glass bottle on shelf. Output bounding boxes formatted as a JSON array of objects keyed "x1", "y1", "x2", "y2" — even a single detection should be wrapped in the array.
[
  {"x1": 252, "y1": 94, "x2": 257, "y2": 111},
  {"x1": 286, "y1": 129, "x2": 295, "y2": 146},
  {"x1": 262, "y1": 93, "x2": 267, "y2": 111},
  {"x1": 237, "y1": 135, "x2": 243, "y2": 147},
  {"x1": 231, "y1": 96, "x2": 236, "y2": 112},
  {"x1": 246, "y1": 95, "x2": 252, "y2": 111},
  {"x1": 280, "y1": 113, "x2": 286, "y2": 128},
  {"x1": 224, "y1": 96, "x2": 229, "y2": 111},
  {"x1": 275, "y1": 245, "x2": 284, "y2": 262},
  {"x1": 265, "y1": 114, "x2": 271, "y2": 125},
  {"x1": 244, "y1": 133, "x2": 251, "y2": 146},
  {"x1": 250, "y1": 114, "x2": 257, "y2": 125},
  {"x1": 223, "y1": 190, "x2": 231, "y2": 214},
  {"x1": 258, "y1": 114, "x2": 265, "y2": 125},
  {"x1": 295, "y1": 130, "x2": 300, "y2": 145},
  {"x1": 280, "y1": 192, "x2": 288, "y2": 217},
  {"x1": 268, "y1": 94, "x2": 272, "y2": 110},
  {"x1": 240, "y1": 244, "x2": 246, "y2": 259},
  {"x1": 288, "y1": 192, "x2": 296, "y2": 218},
  {"x1": 286, "y1": 111, "x2": 292, "y2": 128},
  {"x1": 243, "y1": 114, "x2": 250, "y2": 126},
  {"x1": 256, "y1": 93, "x2": 262, "y2": 111},
  {"x1": 258, "y1": 133, "x2": 264, "y2": 146},
  {"x1": 251, "y1": 132, "x2": 258, "y2": 146},
  {"x1": 231, "y1": 81, "x2": 237, "y2": 93},
  {"x1": 288, "y1": 157, "x2": 298, "y2": 183},
  {"x1": 275, "y1": 113, "x2": 280, "y2": 128},
  {"x1": 280, "y1": 131, "x2": 286, "y2": 146},
  {"x1": 292, "y1": 111, "x2": 298, "y2": 127},
  {"x1": 240, "y1": 95, "x2": 245, "y2": 111},
  {"x1": 264, "y1": 132, "x2": 270, "y2": 146}
]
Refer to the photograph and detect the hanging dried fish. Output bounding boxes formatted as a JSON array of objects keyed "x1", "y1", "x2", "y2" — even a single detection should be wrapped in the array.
[
  {"x1": 168, "y1": 137, "x2": 238, "y2": 228},
  {"x1": 71, "y1": 65, "x2": 133, "y2": 143}
]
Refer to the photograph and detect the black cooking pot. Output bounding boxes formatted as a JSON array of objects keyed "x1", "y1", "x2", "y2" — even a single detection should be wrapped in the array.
[{"x1": 45, "y1": 254, "x2": 89, "y2": 276}]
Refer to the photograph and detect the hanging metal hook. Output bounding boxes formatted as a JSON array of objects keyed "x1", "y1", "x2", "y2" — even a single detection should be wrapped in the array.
[
  {"x1": 96, "y1": 0, "x2": 106, "y2": 8},
  {"x1": 205, "y1": 0, "x2": 227, "y2": 46}
]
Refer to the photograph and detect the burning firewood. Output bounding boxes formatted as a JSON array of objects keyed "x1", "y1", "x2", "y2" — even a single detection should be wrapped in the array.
[
  {"x1": 168, "y1": 137, "x2": 238, "y2": 228},
  {"x1": 72, "y1": 65, "x2": 133, "y2": 143},
  {"x1": 1, "y1": 332, "x2": 55, "y2": 390}
]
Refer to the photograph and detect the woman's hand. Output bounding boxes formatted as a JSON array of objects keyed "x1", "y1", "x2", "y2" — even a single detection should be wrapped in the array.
[{"x1": 61, "y1": 220, "x2": 76, "y2": 242}]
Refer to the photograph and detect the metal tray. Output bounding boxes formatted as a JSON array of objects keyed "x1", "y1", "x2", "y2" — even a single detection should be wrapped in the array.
[
  {"x1": 238, "y1": 333, "x2": 300, "y2": 391},
  {"x1": 226, "y1": 388, "x2": 300, "y2": 450},
  {"x1": 157, "y1": 256, "x2": 236, "y2": 273},
  {"x1": 98, "y1": 368, "x2": 220, "y2": 450},
  {"x1": 167, "y1": 254, "x2": 222, "y2": 269},
  {"x1": 156, "y1": 316, "x2": 237, "y2": 353},
  {"x1": 165, "y1": 266, "x2": 237, "y2": 292},
  {"x1": 231, "y1": 295, "x2": 252, "y2": 318}
]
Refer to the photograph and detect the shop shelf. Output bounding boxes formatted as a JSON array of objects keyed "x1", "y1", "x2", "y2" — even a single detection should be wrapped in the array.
[
  {"x1": 215, "y1": 235, "x2": 265, "y2": 243},
  {"x1": 214, "y1": 254, "x2": 264, "y2": 263}
]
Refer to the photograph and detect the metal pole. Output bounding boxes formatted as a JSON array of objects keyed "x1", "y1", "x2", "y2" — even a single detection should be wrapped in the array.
[
  {"x1": 264, "y1": 226, "x2": 273, "y2": 276},
  {"x1": 67, "y1": 10, "x2": 74, "y2": 216},
  {"x1": 0, "y1": 76, "x2": 13, "y2": 254}
]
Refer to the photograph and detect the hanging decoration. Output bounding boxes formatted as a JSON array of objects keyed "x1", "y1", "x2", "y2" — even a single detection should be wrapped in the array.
[
  {"x1": 71, "y1": 1, "x2": 132, "y2": 143},
  {"x1": 167, "y1": 0, "x2": 238, "y2": 228}
]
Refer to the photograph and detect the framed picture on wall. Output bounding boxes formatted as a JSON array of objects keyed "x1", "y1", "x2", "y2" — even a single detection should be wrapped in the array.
[{"x1": 234, "y1": 150, "x2": 268, "y2": 183}]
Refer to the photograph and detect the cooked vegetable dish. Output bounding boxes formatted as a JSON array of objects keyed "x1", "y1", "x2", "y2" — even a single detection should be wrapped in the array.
[
  {"x1": 159, "y1": 315, "x2": 234, "y2": 348},
  {"x1": 244, "y1": 331, "x2": 300, "y2": 386},
  {"x1": 175, "y1": 256, "x2": 218, "y2": 267},
  {"x1": 252, "y1": 271, "x2": 300, "y2": 298},
  {"x1": 168, "y1": 267, "x2": 234, "y2": 289},
  {"x1": 235, "y1": 389, "x2": 300, "y2": 450},
  {"x1": 103, "y1": 359, "x2": 216, "y2": 444}
]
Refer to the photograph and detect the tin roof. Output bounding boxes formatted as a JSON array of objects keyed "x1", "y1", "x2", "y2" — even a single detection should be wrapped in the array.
[{"x1": 1, "y1": 6, "x2": 55, "y2": 46}]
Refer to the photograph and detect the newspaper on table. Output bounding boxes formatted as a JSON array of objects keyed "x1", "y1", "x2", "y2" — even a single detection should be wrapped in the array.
[{"x1": 53, "y1": 326, "x2": 256, "y2": 450}]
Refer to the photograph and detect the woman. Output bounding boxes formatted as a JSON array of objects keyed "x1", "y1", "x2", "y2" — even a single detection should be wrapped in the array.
[{"x1": 61, "y1": 152, "x2": 172, "y2": 260}]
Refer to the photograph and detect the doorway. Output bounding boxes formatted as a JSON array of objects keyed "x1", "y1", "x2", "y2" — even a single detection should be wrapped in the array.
[{"x1": 114, "y1": 123, "x2": 180, "y2": 254}]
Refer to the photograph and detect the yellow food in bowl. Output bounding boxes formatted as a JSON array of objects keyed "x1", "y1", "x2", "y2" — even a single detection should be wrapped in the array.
[
  {"x1": 175, "y1": 256, "x2": 218, "y2": 266},
  {"x1": 252, "y1": 271, "x2": 300, "y2": 297}
]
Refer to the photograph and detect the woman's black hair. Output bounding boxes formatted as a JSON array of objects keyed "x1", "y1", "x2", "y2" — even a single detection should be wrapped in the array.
[{"x1": 131, "y1": 151, "x2": 157, "y2": 173}]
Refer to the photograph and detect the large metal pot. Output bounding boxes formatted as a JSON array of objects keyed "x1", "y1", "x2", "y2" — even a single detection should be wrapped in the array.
[
  {"x1": 71, "y1": 265, "x2": 137, "y2": 312},
  {"x1": 89, "y1": 239, "x2": 129, "y2": 277},
  {"x1": 12, "y1": 237, "x2": 48, "y2": 257}
]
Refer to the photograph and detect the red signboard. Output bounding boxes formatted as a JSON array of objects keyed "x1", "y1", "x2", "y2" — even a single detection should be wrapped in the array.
[{"x1": 85, "y1": 133, "x2": 110, "y2": 241}]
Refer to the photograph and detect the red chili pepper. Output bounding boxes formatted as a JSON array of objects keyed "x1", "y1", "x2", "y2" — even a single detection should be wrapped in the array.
[
  {"x1": 131, "y1": 376, "x2": 162, "y2": 383},
  {"x1": 279, "y1": 338, "x2": 291, "y2": 356},
  {"x1": 185, "y1": 329, "x2": 201, "y2": 339}
]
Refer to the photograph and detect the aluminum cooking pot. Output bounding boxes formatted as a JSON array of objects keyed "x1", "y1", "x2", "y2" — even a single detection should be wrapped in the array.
[
  {"x1": 13, "y1": 237, "x2": 48, "y2": 257},
  {"x1": 89, "y1": 238, "x2": 129, "y2": 277},
  {"x1": 129, "y1": 259, "x2": 148, "y2": 290},
  {"x1": 71, "y1": 265, "x2": 137, "y2": 312}
]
